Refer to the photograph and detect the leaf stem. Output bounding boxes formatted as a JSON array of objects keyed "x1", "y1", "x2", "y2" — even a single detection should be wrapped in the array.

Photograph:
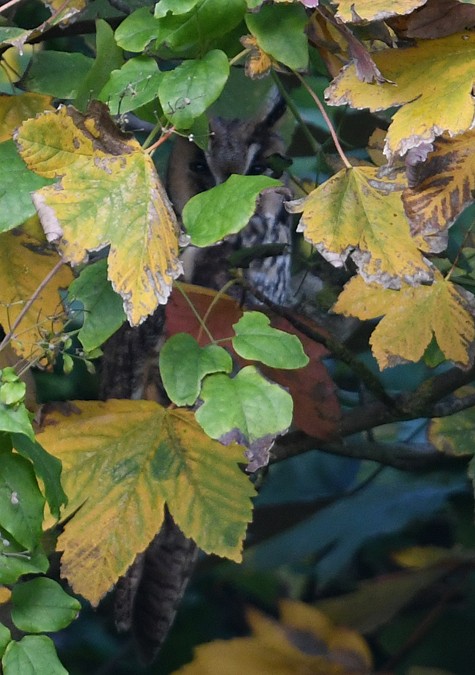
[
  {"x1": 141, "y1": 122, "x2": 164, "y2": 150},
  {"x1": 229, "y1": 48, "x2": 249, "y2": 67},
  {"x1": 0, "y1": 0, "x2": 22, "y2": 13},
  {"x1": 293, "y1": 70, "x2": 352, "y2": 169},
  {"x1": 0, "y1": 258, "x2": 65, "y2": 354},
  {"x1": 197, "y1": 278, "x2": 240, "y2": 343},
  {"x1": 272, "y1": 72, "x2": 321, "y2": 157},
  {"x1": 145, "y1": 127, "x2": 175, "y2": 155},
  {"x1": 174, "y1": 282, "x2": 215, "y2": 343}
]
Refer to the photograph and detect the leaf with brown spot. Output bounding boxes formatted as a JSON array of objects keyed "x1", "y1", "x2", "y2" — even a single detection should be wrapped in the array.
[
  {"x1": 326, "y1": 33, "x2": 475, "y2": 161},
  {"x1": 38, "y1": 400, "x2": 254, "y2": 605},
  {"x1": 15, "y1": 102, "x2": 182, "y2": 326},
  {"x1": 403, "y1": 131, "x2": 475, "y2": 253}
]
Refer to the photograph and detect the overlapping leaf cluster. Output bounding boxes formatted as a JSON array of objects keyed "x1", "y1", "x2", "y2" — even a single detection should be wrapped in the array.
[{"x1": 1, "y1": 0, "x2": 475, "y2": 672}]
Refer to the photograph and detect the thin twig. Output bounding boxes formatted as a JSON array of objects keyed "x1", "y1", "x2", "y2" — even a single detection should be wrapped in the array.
[
  {"x1": 0, "y1": 258, "x2": 65, "y2": 354},
  {"x1": 293, "y1": 70, "x2": 352, "y2": 169},
  {"x1": 0, "y1": 0, "x2": 22, "y2": 14}
]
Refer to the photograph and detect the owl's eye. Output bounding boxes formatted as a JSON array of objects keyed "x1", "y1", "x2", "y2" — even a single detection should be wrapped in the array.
[
  {"x1": 248, "y1": 162, "x2": 266, "y2": 175},
  {"x1": 189, "y1": 160, "x2": 209, "y2": 173}
]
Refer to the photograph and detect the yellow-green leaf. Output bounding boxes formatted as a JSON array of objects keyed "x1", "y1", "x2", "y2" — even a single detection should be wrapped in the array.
[
  {"x1": 326, "y1": 33, "x2": 475, "y2": 160},
  {"x1": 335, "y1": 0, "x2": 426, "y2": 22},
  {"x1": 333, "y1": 272, "x2": 475, "y2": 369},
  {"x1": 287, "y1": 166, "x2": 431, "y2": 288},
  {"x1": 38, "y1": 400, "x2": 254, "y2": 604},
  {"x1": 403, "y1": 131, "x2": 475, "y2": 251},
  {"x1": 15, "y1": 103, "x2": 181, "y2": 326},
  {"x1": 0, "y1": 228, "x2": 73, "y2": 364},
  {"x1": 0, "y1": 93, "x2": 54, "y2": 143}
]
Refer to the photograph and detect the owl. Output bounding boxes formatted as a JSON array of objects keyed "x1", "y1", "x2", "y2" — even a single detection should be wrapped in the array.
[{"x1": 103, "y1": 95, "x2": 292, "y2": 662}]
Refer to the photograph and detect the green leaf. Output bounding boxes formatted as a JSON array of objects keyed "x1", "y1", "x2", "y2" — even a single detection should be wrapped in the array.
[
  {"x1": 154, "y1": 0, "x2": 200, "y2": 17},
  {"x1": 0, "y1": 623, "x2": 11, "y2": 659},
  {"x1": 0, "y1": 401, "x2": 34, "y2": 441},
  {"x1": 11, "y1": 578, "x2": 80, "y2": 633},
  {"x1": 183, "y1": 174, "x2": 281, "y2": 246},
  {"x1": 159, "y1": 50, "x2": 229, "y2": 129},
  {"x1": 0, "y1": 449, "x2": 44, "y2": 550},
  {"x1": 68, "y1": 260, "x2": 126, "y2": 353},
  {"x1": 114, "y1": 7, "x2": 163, "y2": 52},
  {"x1": 2, "y1": 635, "x2": 68, "y2": 675},
  {"x1": 99, "y1": 56, "x2": 163, "y2": 115},
  {"x1": 0, "y1": 141, "x2": 52, "y2": 233},
  {"x1": 246, "y1": 3, "x2": 309, "y2": 71},
  {"x1": 0, "y1": 539, "x2": 48, "y2": 585},
  {"x1": 159, "y1": 333, "x2": 233, "y2": 405},
  {"x1": 0, "y1": 382, "x2": 26, "y2": 407},
  {"x1": 195, "y1": 365, "x2": 293, "y2": 444},
  {"x1": 232, "y1": 312, "x2": 309, "y2": 369},
  {"x1": 12, "y1": 434, "x2": 67, "y2": 521},
  {"x1": 75, "y1": 19, "x2": 125, "y2": 112},
  {"x1": 154, "y1": 0, "x2": 246, "y2": 53},
  {"x1": 22, "y1": 51, "x2": 93, "y2": 99}
]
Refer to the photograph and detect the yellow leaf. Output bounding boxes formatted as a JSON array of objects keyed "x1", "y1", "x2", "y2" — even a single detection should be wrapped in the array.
[
  {"x1": 0, "y1": 586, "x2": 11, "y2": 604},
  {"x1": 38, "y1": 400, "x2": 254, "y2": 604},
  {"x1": 240, "y1": 35, "x2": 273, "y2": 79},
  {"x1": 403, "y1": 131, "x2": 475, "y2": 252},
  {"x1": 333, "y1": 272, "x2": 475, "y2": 369},
  {"x1": 287, "y1": 166, "x2": 431, "y2": 288},
  {"x1": 393, "y1": 546, "x2": 458, "y2": 569},
  {"x1": 175, "y1": 601, "x2": 372, "y2": 674},
  {"x1": 15, "y1": 102, "x2": 182, "y2": 326},
  {"x1": 0, "y1": 228, "x2": 73, "y2": 365},
  {"x1": 326, "y1": 33, "x2": 475, "y2": 160},
  {"x1": 0, "y1": 93, "x2": 54, "y2": 143},
  {"x1": 429, "y1": 388, "x2": 475, "y2": 456},
  {"x1": 335, "y1": 0, "x2": 426, "y2": 22}
]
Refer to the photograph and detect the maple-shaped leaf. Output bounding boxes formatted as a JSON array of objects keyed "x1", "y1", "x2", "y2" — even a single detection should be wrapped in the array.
[
  {"x1": 178, "y1": 600, "x2": 372, "y2": 674},
  {"x1": 335, "y1": 0, "x2": 426, "y2": 22},
  {"x1": 0, "y1": 93, "x2": 54, "y2": 143},
  {"x1": 333, "y1": 273, "x2": 475, "y2": 369},
  {"x1": 326, "y1": 33, "x2": 475, "y2": 161},
  {"x1": 15, "y1": 102, "x2": 182, "y2": 326},
  {"x1": 287, "y1": 166, "x2": 432, "y2": 289},
  {"x1": 38, "y1": 400, "x2": 254, "y2": 604},
  {"x1": 403, "y1": 131, "x2": 475, "y2": 252},
  {"x1": 0, "y1": 228, "x2": 73, "y2": 364}
]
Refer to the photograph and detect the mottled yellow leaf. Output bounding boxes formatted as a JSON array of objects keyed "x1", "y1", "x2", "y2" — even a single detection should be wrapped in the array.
[
  {"x1": 0, "y1": 228, "x2": 72, "y2": 365},
  {"x1": 38, "y1": 400, "x2": 254, "y2": 604},
  {"x1": 335, "y1": 0, "x2": 426, "y2": 22},
  {"x1": 326, "y1": 33, "x2": 475, "y2": 160},
  {"x1": 333, "y1": 272, "x2": 475, "y2": 369},
  {"x1": 403, "y1": 131, "x2": 475, "y2": 252},
  {"x1": 15, "y1": 103, "x2": 182, "y2": 326},
  {"x1": 429, "y1": 389, "x2": 475, "y2": 457},
  {"x1": 0, "y1": 93, "x2": 54, "y2": 143},
  {"x1": 177, "y1": 600, "x2": 372, "y2": 674},
  {"x1": 287, "y1": 166, "x2": 431, "y2": 288}
]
